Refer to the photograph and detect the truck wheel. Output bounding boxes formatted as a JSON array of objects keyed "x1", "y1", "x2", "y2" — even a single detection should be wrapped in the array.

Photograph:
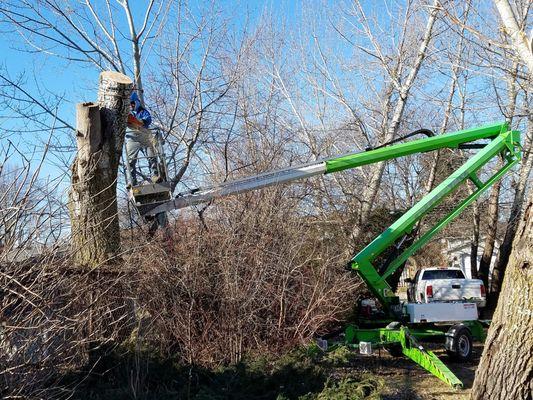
[{"x1": 445, "y1": 325, "x2": 473, "y2": 362}]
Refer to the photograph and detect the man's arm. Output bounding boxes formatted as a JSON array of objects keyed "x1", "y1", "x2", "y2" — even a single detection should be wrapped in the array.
[{"x1": 137, "y1": 109, "x2": 152, "y2": 128}]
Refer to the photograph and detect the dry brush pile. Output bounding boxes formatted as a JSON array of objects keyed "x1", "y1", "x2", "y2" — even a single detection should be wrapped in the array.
[{"x1": 1, "y1": 186, "x2": 362, "y2": 398}]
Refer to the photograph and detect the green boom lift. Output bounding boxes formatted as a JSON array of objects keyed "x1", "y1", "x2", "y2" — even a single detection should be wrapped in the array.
[{"x1": 130, "y1": 121, "x2": 521, "y2": 388}]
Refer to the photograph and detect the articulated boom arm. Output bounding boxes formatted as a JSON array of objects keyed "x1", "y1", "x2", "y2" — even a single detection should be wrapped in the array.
[
  {"x1": 148, "y1": 122, "x2": 520, "y2": 312},
  {"x1": 350, "y1": 123, "x2": 520, "y2": 313}
]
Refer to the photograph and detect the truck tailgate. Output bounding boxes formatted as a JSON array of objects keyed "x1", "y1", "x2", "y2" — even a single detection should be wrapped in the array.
[{"x1": 431, "y1": 279, "x2": 482, "y2": 301}]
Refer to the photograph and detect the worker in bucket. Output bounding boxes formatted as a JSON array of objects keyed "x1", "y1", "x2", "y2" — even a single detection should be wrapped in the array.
[{"x1": 126, "y1": 90, "x2": 160, "y2": 186}]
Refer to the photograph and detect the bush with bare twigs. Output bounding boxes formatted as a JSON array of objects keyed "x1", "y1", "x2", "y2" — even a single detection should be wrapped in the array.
[{"x1": 2, "y1": 179, "x2": 362, "y2": 398}]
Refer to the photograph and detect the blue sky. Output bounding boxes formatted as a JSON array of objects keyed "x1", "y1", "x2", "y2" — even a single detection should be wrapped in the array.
[
  {"x1": 0, "y1": 2, "x2": 248, "y2": 184},
  {"x1": 0, "y1": 0, "x2": 520, "y2": 190},
  {"x1": 1, "y1": 0, "x2": 299, "y2": 102},
  {"x1": 0, "y1": 1, "x2": 299, "y2": 169}
]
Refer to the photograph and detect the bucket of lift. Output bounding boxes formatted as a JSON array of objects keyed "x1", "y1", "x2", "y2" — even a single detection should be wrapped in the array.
[{"x1": 124, "y1": 128, "x2": 172, "y2": 217}]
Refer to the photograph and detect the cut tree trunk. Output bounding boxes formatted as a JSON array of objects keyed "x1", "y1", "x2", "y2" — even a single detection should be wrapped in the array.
[
  {"x1": 471, "y1": 192, "x2": 533, "y2": 400},
  {"x1": 68, "y1": 71, "x2": 133, "y2": 267}
]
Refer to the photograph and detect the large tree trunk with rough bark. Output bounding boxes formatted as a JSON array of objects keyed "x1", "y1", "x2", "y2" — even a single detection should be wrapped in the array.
[
  {"x1": 473, "y1": 3, "x2": 533, "y2": 396},
  {"x1": 491, "y1": 115, "x2": 533, "y2": 299},
  {"x1": 471, "y1": 193, "x2": 533, "y2": 400},
  {"x1": 68, "y1": 71, "x2": 133, "y2": 267}
]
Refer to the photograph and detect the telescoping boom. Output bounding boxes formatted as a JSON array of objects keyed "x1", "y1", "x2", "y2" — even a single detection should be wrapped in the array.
[
  {"x1": 145, "y1": 122, "x2": 521, "y2": 313},
  {"x1": 146, "y1": 121, "x2": 521, "y2": 313},
  {"x1": 147, "y1": 122, "x2": 520, "y2": 218}
]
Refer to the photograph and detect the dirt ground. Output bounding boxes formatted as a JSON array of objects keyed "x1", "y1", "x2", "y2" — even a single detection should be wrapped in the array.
[{"x1": 341, "y1": 344, "x2": 482, "y2": 399}]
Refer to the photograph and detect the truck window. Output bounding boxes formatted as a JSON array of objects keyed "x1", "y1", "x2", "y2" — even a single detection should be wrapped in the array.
[{"x1": 421, "y1": 269, "x2": 465, "y2": 280}]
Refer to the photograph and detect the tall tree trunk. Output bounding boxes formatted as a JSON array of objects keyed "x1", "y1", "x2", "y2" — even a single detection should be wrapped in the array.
[
  {"x1": 470, "y1": 199, "x2": 480, "y2": 279},
  {"x1": 491, "y1": 113, "x2": 533, "y2": 299},
  {"x1": 122, "y1": 0, "x2": 148, "y2": 104},
  {"x1": 494, "y1": 0, "x2": 533, "y2": 72},
  {"x1": 471, "y1": 193, "x2": 533, "y2": 400},
  {"x1": 478, "y1": 60, "x2": 519, "y2": 290},
  {"x1": 472, "y1": 4, "x2": 533, "y2": 398},
  {"x1": 477, "y1": 178, "x2": 501, "y2": 288},
  {"x1": 488, "y1": 0, "x2": 533, "y2": 303},
  {"x1": 474, "y1": 4, "x2": 533, "y2": 396},
  {"x1": 68, "y1": 71, "x2": 133, "y2": 267}
]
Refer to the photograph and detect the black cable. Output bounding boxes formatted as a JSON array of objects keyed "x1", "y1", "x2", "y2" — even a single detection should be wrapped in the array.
[{"x1": 366, "y1": 128, "x2": 435, "y2": 152}]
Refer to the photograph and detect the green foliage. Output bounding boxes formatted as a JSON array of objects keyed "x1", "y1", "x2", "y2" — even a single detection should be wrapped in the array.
[
  {"x1": 323, "y1": 346, "x2": 358, "y2": 366},
  {"x1": 315, "y1": 376, "x2": 384, "y2": 400}
]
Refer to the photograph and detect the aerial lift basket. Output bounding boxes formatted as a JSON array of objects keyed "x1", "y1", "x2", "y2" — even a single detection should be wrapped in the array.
[{"x1": 124, "y1": 127, "x2": 172, "y2": 216}]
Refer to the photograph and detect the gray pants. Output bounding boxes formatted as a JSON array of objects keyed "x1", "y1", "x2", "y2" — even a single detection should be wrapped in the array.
[{"x1": 126, "y1": 128, "x2": 158, "y2": 185}]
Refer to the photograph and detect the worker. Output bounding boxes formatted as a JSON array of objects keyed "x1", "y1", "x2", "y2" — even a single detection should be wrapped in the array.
[{"x1": 126, "y1": 91, "x2": 159, "y2": 186}]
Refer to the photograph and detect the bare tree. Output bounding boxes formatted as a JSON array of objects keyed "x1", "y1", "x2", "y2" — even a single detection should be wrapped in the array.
[
  {"x1": 471, "y1": 1, "x2": 533, "y2": 398},
  {"x1": 472, "y1": 192, "x2": 533, "y2": 400},
  {"x1": 0, "y1": 0, "x2": 165, "y2": 100},
  {"x1": 349, "y1": 0, "x2": 441, "y2": 241},
  {"x1": 494, "y1": 0, "x2": 533, "y2": 72},
  {"x1": 272, "y1": 0, "x2": 443, "y2": 247},
  {"x1": 0, "y1": 1, "x2": 252, "y2": 239},
  {"x1": 491, "y1": 107, "x2": 532, "y2": 297},
  {"x1": 443, "y1": 0, "x2": 531, "y2": 294},
  {"x1": 478, "y1": 52, "x2": 523, "y2": 295}
]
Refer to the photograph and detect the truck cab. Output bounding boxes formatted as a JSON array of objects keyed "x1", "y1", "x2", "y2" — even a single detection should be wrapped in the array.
[{"x1": 406, "y1": 267, "x2": 486, "y2": 308}]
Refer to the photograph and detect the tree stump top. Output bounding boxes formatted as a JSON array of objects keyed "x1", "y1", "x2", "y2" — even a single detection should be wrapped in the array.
[{"x1": 100, "y1": 71, "x2": 133, "y2": 85}]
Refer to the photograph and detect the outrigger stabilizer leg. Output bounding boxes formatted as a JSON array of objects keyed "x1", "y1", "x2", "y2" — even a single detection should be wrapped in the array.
[
  {"x1": 321, "y1": 325, "x2": 463, "y2": 388},
  {"x1": 383, "y1": 328, "x2": 463, "y2": 388}
]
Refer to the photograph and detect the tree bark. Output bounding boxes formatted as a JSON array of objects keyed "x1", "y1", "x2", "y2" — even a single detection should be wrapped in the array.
[
  {"x1": 494, "y1": 0, "x2": 533, "y2": 73},
  {"x1": 471, "y1": 193, "x2": 533, "y2": 400},
  {"x1": 470, "y1": 199, "x2": 480, "y2": 279},
  {"x1": 477, "y1": 178, "x2": 501, "y2": 289},
  {"x1": 491, "y1": 113, "x2": 533, "y2": 298},
  {"x1": 473, "y1": 4, "x2": 533, "y2": 396},
  {"x1": 69, "y1": 71, "x2": 133, "y2": 267},
  {"x1": 122, "y1": 0, "x2": 149, "y2": 104}
]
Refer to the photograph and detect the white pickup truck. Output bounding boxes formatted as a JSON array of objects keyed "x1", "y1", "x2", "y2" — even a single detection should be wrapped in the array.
[{"x1": 405, "y1": 267, "x2": 486, "y2": 308}]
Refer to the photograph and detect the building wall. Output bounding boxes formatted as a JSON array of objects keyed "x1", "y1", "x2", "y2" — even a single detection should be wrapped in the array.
[{"x1": 444, "y1": 238, "x2": 499, "y2": 279}]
